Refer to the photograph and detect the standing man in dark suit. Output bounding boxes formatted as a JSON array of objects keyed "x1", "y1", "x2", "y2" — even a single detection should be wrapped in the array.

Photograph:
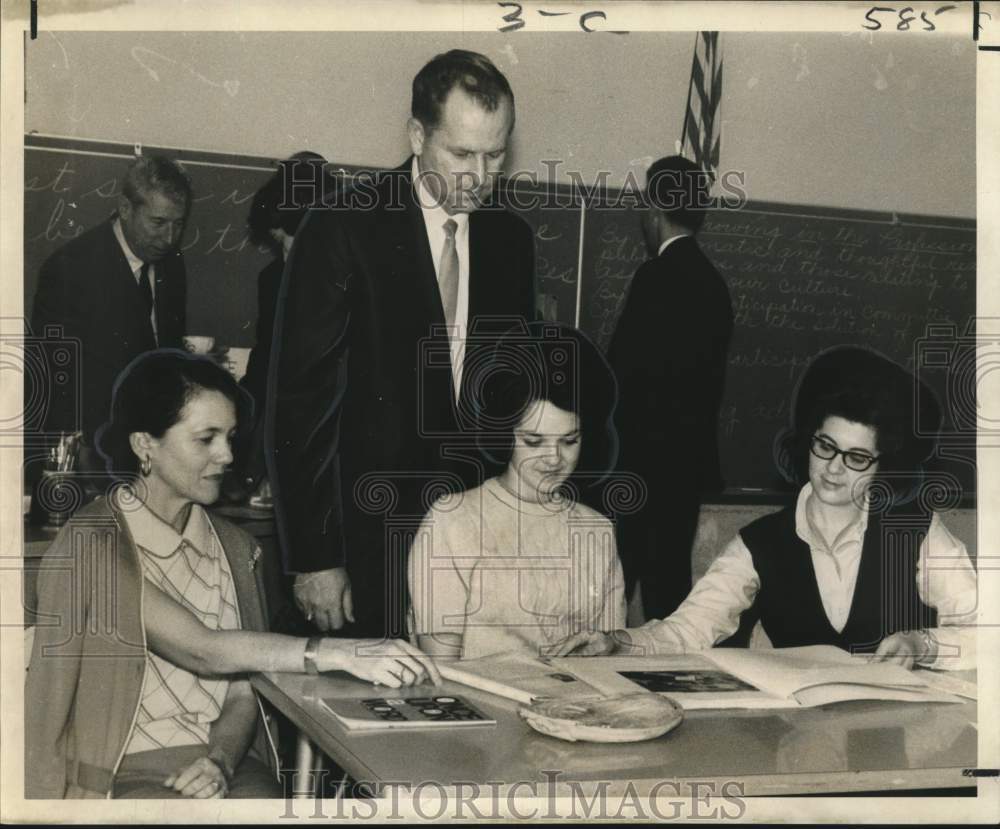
[
  {"x1": 268, "y1": 50, "x2": 536, "y2": 638},
  {"x1": 31, "y1": 155, "x2": 191, "y2": 453},
  {"x1": 607, "y1": 155, "x2": 733, "y2": 621}
]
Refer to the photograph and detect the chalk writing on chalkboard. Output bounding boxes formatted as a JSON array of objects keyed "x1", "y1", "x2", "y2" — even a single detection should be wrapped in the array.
[
  {"x1": 24, "y1": 142, "x2": 276, "y2": 347},
  {"x1": 579, "y1": 199, "x2": 975, "y2": 493},
  {"x1": 581, "y1": 218, "x2": 647, "y2": 341}
]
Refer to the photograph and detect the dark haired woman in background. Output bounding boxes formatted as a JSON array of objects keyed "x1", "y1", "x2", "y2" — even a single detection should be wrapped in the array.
[
  {"x1": 408, "y1": 323, "x2": 626, "y2": 659},
  {"x1": 26, "y1": 350, "x2": 437, "y2": 800},
  {"x1": 554, "y1": 346, "x2": 976, "y2": 670}
]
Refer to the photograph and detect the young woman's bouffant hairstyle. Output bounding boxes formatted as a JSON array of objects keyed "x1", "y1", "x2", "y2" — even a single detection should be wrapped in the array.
[
  {"x1": 774, "y1": 345, "x2": 942, "y2": 502},
  {"x1": 96, "y1": 349, "x2": 252, "y2": 478},
  {"x1": 471, "y1": 322, "x2": 619, "y2": 487}
]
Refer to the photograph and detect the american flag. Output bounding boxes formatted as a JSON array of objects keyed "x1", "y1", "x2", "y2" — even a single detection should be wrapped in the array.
[{"x1": 680, "y1": 31, "x2": 723, "y2": 181}]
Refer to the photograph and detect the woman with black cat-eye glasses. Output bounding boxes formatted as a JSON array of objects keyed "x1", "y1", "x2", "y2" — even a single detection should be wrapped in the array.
[{"x1": 553, "y1": 346, "x2": 977, "y2": 672}]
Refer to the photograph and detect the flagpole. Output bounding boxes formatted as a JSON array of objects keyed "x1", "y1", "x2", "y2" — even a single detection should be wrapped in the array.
[
  {"x1": 679, "y1": 31, "x2": 700, "y2": 156},
  {"x1": 715, "y1": 32, "x2": 723, "y2": 180}
]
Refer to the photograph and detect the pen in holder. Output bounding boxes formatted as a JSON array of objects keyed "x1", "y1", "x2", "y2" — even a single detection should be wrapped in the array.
[{"x1": 33, "y1": 432, "x2": 84, "y2": 529}]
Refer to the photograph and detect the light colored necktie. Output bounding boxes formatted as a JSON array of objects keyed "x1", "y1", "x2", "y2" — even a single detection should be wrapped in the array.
[{"x1": 439, "y1": 219, "x2": 459, "y2": 328}]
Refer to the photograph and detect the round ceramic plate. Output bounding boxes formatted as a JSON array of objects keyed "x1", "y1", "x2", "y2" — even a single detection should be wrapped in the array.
[{"x1": 519, "y1": 693, "x2": 683, "y2": 743}]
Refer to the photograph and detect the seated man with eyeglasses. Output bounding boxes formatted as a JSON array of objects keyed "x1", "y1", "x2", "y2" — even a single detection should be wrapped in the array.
[{"x1": 551, "y1": 346, "x2": 977, "y2": 671}]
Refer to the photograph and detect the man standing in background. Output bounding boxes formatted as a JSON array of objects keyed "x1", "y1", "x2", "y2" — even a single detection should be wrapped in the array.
[
  {"x1": 31, "y1": 155, "x2": 191, "y2": 456},
  {"x1": 269, "y1": 49, "x2": 536, "y2": 638},
  {"x1": 608, "y1": 155, "x2": 733, "y2": 621}
]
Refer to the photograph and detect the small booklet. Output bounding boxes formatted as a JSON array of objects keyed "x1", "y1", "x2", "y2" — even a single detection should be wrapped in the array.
[
  {"x1": 548, "y1": 645, "x2": 970, "y2": 710},
  {"x1": 319, "y1": 693, "x2": 496, "y2": 731},
  {"x1": 437, "y1": 651, "x2": 605, "y2": 705}
]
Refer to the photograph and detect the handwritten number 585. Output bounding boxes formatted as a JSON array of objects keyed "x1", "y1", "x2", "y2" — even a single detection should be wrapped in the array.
[{"x1": 863, "y1": 5, "x2": 957, "y2": 31}]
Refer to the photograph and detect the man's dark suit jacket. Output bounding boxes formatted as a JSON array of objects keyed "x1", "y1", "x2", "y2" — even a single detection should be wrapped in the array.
[
  {"x1": 235, "y1": 257, "x2": 283, "y2": 488},
  {"x1": 607, "y1": 235, "x2": 733, "y2": 615},
  {"x1": 267, "y1": 161, "x2": 536, "y2": 636},
  {"x1": 30, "y1": 218, "x2": 186, "y2": 444}
]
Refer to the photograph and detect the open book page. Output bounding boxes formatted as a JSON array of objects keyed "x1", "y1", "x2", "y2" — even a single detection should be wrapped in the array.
[
  {"x1": 438, "y1": 652, "x2": 605, "y2": 705},
  {"x1": 702, "y1": 646, "x2": 935, "y2": 700},
  {"x1": 911, "y1": 670, "x2": 978, "y2": 701},
  {"x1": 547, "y1": 654, "x2": 793, "y2": 710},
  {"x1": 791, "y1": 683, "x2": 960, "y2": 708},
  {"x1": 549, "y1": 647, "x2": 966, "y2": 710}
]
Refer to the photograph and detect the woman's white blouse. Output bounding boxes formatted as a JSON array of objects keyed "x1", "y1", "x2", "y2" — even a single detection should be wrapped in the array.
[{"x1": 626, "y1": 485, "x2": 978, "y2": 670}]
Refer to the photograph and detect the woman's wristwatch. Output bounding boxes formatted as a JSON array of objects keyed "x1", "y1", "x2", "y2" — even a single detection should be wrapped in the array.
[
  {"x1": 303, "y1": 636, "x2": 323, "y2": 675},
  {"x1": 916, "y1": 629, "x2": 937, "y2": 665}
]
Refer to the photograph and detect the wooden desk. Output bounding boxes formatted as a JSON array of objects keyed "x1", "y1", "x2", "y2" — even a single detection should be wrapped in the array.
[{"x1": 251, "y1": 668, "x2": 977, "y2": 798}]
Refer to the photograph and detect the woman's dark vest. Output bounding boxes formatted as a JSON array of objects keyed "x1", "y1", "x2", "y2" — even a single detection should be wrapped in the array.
[{"x1": 724, "y1": 499, "x2": 937, "y2": 654}]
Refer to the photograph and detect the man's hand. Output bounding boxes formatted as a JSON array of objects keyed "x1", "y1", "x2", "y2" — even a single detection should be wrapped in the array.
[
  {"x1": 294, "y1": 567, "x2": 354, "y2": 631},
  {"x1": 544, "y1": 631, "x2": 618, "y2": 657},
  {"x1": 164, "y1": 756, "x2": 229, "y2": 799},
  {"x1": 872, "y1": 630, "x2": 936, "y2": 670}
]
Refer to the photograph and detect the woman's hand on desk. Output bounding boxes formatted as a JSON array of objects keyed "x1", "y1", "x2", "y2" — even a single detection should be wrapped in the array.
[
  {"x1": 871, "y1": 630, "x2": 938, "y2": 670},
  {"x1": 545, "y1": 631, "x2": 619, "y2": 657},
  {"x1": 163, "y1": 755, "x2": 229, "y2": 799},
  {"x1": 321, "y1": 638, "x2": 443, "y2": 687}
]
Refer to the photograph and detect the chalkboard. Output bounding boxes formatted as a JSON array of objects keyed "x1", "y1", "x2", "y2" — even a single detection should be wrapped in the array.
[
  {"x1": 580, "y1": 198, "x2": 976, "y2": 496},
  {"x1": 24, "y1": 137, "x2": 584, "y2": 341},
  {"x1": 24, "y1": 136, "x2": 976, "y2": 497},
  {"x1": 514, "y1": 190, "x2": 583, "y2": 326},
  {"x1": 25, "y1": 135, "x2": 277, "y2": 347}
]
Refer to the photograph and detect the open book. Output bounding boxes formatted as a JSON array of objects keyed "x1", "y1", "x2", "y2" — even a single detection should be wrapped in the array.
[
  {"x1": 439, "y1": 647, "x2": 971, "y2": 710},
  {"x1": 549, "y1": 646, "x2": 971, "y2": 709}
]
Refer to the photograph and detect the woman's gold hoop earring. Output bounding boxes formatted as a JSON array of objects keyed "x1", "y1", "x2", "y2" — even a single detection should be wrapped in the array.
[{"x1": 140, "y1": 457, "x2": 152, "y2": 477}]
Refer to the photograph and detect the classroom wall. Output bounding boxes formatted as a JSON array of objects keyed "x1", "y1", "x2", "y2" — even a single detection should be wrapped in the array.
[{"x1": 25, "y1": 30, "x2": 975, "y2": 216}]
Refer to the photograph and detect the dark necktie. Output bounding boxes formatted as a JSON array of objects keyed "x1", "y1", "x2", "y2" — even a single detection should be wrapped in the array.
[
  {"x1": 138, "y1": 262, "x2": 154, "y2": 317},
  {"x1": 439, "y1": 219, "x2": 459, "y2": 329}
]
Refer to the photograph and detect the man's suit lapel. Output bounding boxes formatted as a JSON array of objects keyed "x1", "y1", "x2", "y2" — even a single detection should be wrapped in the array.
[
  {"x1": 381, "y1": 162, "x2": 459, "y2": 419},
  {"x1": 102, "y1": 220, "x2": 157, "y2": 350},
  {"x1": 386, "y1": 162, "x2": 445, "y2": 326},
  {"x1": 154, "y1": 251, "x2": 185, "y2": 346},
  {"x1": 467, "y1": 211, "x2": 491, "y2": 321}
]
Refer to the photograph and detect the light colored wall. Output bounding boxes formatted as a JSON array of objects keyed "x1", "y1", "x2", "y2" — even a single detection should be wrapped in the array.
[{"x1": 26, "y1": 30, "x2": 975, "y2": 216}]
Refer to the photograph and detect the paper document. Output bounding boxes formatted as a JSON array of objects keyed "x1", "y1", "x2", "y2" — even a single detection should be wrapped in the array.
[
  {"x1": 437, "y1": 651, "x2": 605, "y2": 705},
  {"x1": 549, "y1": 646, "x2": 968, "y2": 710},
  {"x1": 318, "y1": 693, "x2": 496, "y2": 731}
]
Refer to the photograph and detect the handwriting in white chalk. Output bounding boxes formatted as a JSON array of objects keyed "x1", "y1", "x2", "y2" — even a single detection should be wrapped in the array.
[{"x1": 130, "y1": 46, "x2": 240, "y2": 97}]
